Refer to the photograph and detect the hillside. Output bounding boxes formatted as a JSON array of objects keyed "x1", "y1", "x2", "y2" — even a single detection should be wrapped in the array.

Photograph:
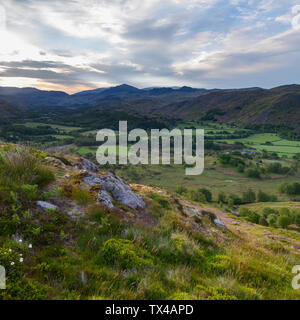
[
  {"x1": 160, "y1": 85, "x2": 300, "y2": 130},
  {"x1": 1, "y1": 143, "x2": 300, "y2": 300},
  {"x1": 1, "y1": 83, "x2": 300, "y2": 131},
  {"x1": 0, "y1": 99, "x2": 27, "y2": 119}
]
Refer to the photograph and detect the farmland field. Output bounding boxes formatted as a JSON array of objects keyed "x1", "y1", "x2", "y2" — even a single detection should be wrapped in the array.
[{"x1": 220, "y1": 133, "x2": 300, "y2": 157}]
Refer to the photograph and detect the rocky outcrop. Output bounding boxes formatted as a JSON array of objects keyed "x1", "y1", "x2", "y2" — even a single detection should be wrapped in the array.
[
  {"x1": 97, "y1": 190, "x2": 115, "y2": 208},
  {"x1": 75, "y1": 158, "x2": 99, "y2": 172},
  {"x1": 82, "y1": 172, "x2": 146, "y2": 210},
  {"x1": 46, "y1": 154, "x2": 145, "y2": 210}
]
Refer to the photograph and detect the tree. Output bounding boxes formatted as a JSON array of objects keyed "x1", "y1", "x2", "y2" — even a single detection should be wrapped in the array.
[
  {"x1": 198, "y1": 188, "x2": 212, "y2": 202},
  {"x1": 263, "y1": 207, "x2": 278, "y2": 217},
  {"x1": 267, "y1": 214, "x2": 277, "y2": 227},
  {"x1": 247, "y1": 211, "x2": 260, "y2": 224},
  {"x1": 218, "y1": 192, "x2": 226, "y2": 204},
  {"x1": 245, "y1": 168, "x2": 260, "y2": 179},
  {"x1": 277, "y1": 215, "x2": 291, "y2": 229},
  {"x1": 259, "y1": 216, "x2": 269, "y2": 226},
  {"x1": 242, "y1": 188, "x2": 256, "y2": 203},
  {"x1": 238, "y1": 207, "x2": 252, "y2": 217},
  {"x1": 257, "y1": 190, "x2": 272, "y2": 202}
]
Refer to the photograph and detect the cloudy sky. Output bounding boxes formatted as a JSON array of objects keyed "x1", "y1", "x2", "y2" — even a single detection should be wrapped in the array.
[{"x1": 0, "y1": 0, "x2": 300, "y2": 93}]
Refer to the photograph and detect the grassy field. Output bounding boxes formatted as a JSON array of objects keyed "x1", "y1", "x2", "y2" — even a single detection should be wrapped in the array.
[
  {"x1": 23, "y1": 122, "x2": 81, "y2": 132},
  {"x1": 220, "y1": 133, "x2": 300, "y2": 157},
  {"x1": 114, "y1": 156, "x2": 299, "y2": 201}
]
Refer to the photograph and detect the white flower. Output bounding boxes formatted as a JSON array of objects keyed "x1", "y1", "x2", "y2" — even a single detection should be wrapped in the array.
[
  {"x1": 20, "y1": 254, "x2": 22, "y2": 257},
  {"x1": 19, "y1": 239, "x2": 22, "y2": 243},
  {"x1": 10, "y1": 262, "x2": 14, "y2": 266},
  {"x1": 28, "y1": 244, "x2": 32, "y2": 249},
  {"x1": 19, "y1": 258, "x2": 23, "y2": 263},
  {"x1": 8, "y1": 249, "x2": 12, "y2": 252}
]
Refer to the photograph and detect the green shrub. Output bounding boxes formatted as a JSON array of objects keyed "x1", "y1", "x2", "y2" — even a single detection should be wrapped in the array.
[
  {"x1": 246, "y1": 212, "x2": 260, "y2": 224},
  {"x1": 259, "y1": 216, "x2": 268, "y2": 226},
  {"x1": 257, "y1": 190, "x2": 277, "y2": 202},
  {"x1": 149, "y1": 193, "x2": 171, "y2": 209},
  {"x1": 262, "y1": 207, "x2": 278, "y2": 217},
  {"x1": 198, "y1": 188, "x2": 212, "y2": 202},
  {"x1": 143, "y1": 282, "x2": 167, "y2": 300},
  {"x1": 21, "y1": 184, "x2": 38, "y2": 201},
  {"x1": 277, "y1": 215, "x2": 291, "y2": 229},
  {"x1": 267, "y1": 214, "x2": 278, "y2": 227},
  {"x1": 102, "y1": 239, "x2": 153, "y2": 269},
  {"x1": 238, "y1": 207, "x2": 252, "y2": 217}
]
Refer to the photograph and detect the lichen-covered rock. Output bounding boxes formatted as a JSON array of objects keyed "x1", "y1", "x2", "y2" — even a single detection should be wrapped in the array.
[
  {"x1": 82, "y1": 173, "x2": 146, "y2": 210},
  {"x1": 97, "y1": 190, "x2": 114, "y2": 208},
  {"x1": 37, "y1": 201, "x2": 58, "y2": 211},
  {"x1": 74, "y1": 158, "x2": 99, "y2": 172}
]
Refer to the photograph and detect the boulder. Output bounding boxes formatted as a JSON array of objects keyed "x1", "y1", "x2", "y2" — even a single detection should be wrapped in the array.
[
  {"x1": 37, "y1": 201, "x2": 58, "y2": 211},
  {"x1": 214, "y1": 218, "x2": 227, "y2": 230}
]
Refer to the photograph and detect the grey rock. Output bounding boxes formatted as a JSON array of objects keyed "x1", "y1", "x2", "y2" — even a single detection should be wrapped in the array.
[
  {"x1": 97, "y1": 190, "x2": 114, "y2": 208},
  {"x1": 82, "y1": 173, "x2": 146, "y2": 210},
  {"x1": 214, "y1": 218, "x2": 227, "y2": 230},
  {"x1": 37, "y1": 201, "x2": 58, "y2": 211},
  {"x1": 79, "y1": 158, "x2": 99, "y2": 172}
]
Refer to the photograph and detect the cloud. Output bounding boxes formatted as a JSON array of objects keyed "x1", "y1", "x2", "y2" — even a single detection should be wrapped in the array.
[{"x1": 0, "y1": 0, "x2": 299, "y2": 91}]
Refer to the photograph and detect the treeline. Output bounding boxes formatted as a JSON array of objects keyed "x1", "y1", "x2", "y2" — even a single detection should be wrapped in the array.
[
  {"x1": 175, "y1": 186, "x2": 277, "y2": 206},
  {"x1": 279, "y1": 182, "x2": 300, "y2": 196},
  {"x1": 238, "y1": 206, "x2": 300, "y2": 229}
]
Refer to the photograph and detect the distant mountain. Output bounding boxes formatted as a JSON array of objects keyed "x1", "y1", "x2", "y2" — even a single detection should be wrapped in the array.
[
  {"x1": 0, "y1": 84, "x2": 212, "y2": 110},
  {"x1": 0, "y1": 87, "x2": 70, "y2": 110},
  {"x1": 158, "y1": 85, "x2": 300, "y2": 129},
  {"x1": 1, "y1": 83, "x2": 300, "y2": 129}
]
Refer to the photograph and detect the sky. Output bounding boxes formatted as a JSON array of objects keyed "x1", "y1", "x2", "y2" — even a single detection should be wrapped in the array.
[{"x1": 0, "y1": 0, "x2": 300, "y2": 93}]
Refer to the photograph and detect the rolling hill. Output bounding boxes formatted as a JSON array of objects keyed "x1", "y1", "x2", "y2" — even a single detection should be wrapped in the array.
[
  {"x1": 1, "y1": 84, "x2": 300, "y2": 130},
  {"x1": 154, "y1": 85, "x2": 300, "y2": 130},
  {"x1": 0, "y1": 98, "x2": 27, "y2": 119}
]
